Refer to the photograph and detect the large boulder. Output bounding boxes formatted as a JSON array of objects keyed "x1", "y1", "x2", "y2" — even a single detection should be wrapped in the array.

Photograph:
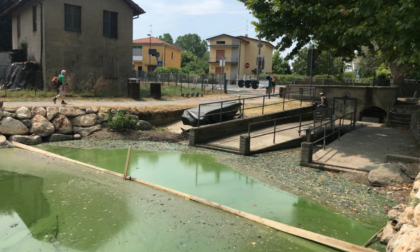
[
  {"x1": 0, "y1": 117, "x2": 29, "y2": 135},
  {"x1": 52, "y1": 115, "x2": 73, "y2": 134},
  {"x1": 100, "y1": 107, "x2": 111, "y2": 113},
  {"x1": 16, "y1": 107, "x2": 32, "y2": 119},
  {"x1": 21, "y1": 119, "x2": 32, "y2": 128},
  {"x1": 58, "y1": 107, "x2": 85, "y2": 117},
  {"x1": 73, "y1": 125, "x2": 102, "y2": 137},
  {"x1": 30, "y1": 115, "x2": 55, "y2": 137},
  {"x1": 0, "y1": 110, "x2": 3, "y2": 120},
  {"x1": 71, "y1": 114, "x2": 97, "y2": 127},
  {"x1": 398, "y1": 162, "x2": 419, "y2": 180},
  {"x1": 368, "y1": 163, "x2": 412, "y2": 187},
  {"x1": 9, "y1": 135, "x2": 42, "y2": 145},
  {"x1": 134, "y1": 120, "x2": 153, "y2": 131},
  {"x1": 74, "y1": 134, "x2": 81, "y2": 140},
  {"x1": 379, "y1": 222, "x2": 397, "y2": 244},
  {"x1": 47, "y1": 134, "x2": 73, "y2": 142},
  {"x1": 388, "y1": 204, "x2": 407, "y2": 220},
  {"x1": 387, "y1": 225, "x2": 420, "y2": 252},
  {"x1": 97, "y1": 113, "x2": 109, "y2": 122},
  {"x1": 3, "y1": 111, "x2": 16, "y2": 118},
  {"x1": 395, "y1": 207, "x2": 415, "y2": 230},
  {"x1": 0, "y1": 134, "x2": 10, "y2": 148},
  {"x1": 46, "y1": 107, "x2": 59, "y2": 121},
  {"x1": 32, "y1": 106, "x2": 47, "y2": 117}
]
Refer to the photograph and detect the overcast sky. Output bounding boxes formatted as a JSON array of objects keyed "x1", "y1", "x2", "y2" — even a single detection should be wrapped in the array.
[{"x1": 132, "y1": 0, "x2": 292, "y2": 58}]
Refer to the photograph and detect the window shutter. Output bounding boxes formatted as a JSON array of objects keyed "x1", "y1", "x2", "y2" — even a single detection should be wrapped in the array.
[
  {"x1": 103, "y1": 11, "x2": 110, "y2": 37},
  {"x1": 110, "y1": 12, "x2": 118, "y2": 39},
  {"x1": 73, "y1": 6, "x2": 81, "y2": 32}
]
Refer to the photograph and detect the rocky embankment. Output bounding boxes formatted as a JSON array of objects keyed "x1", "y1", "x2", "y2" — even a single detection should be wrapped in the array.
[{"x1": 0, "y1": 106, "x2": 152, "y2": 147}]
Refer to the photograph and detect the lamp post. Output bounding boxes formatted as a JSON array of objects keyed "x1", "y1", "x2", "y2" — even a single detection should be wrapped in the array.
[{"x1": 147, "y1": 33, "x2": 151, "y2": 72}]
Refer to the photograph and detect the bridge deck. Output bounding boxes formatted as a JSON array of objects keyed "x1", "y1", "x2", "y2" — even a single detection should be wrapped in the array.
[{"x1": 203, "y1": 121, "x2": 313, "y2": 152}]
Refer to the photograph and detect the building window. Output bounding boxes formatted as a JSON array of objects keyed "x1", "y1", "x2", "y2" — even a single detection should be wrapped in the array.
[
  {"x1": 65, "y1": 4, "x2": 81, "y2": 33},
  {"x1": 103, "y1": 11, "x2": 118, "y2": 39},
  {"x1": 32, "y1": 6, "x2": 37, "y2": 32},
  {"x1": 133, "y1": 46, "x2": 142, "y2": 56},
  {"x1": 171, "y1": 52, "x2": 173, "y2": 59},
  {"x1": 216, "y1": 41, "x2": 225, "y2": 45},
  {"x1": 17, "y1": 15, "x2": 21, "y2": 39}
]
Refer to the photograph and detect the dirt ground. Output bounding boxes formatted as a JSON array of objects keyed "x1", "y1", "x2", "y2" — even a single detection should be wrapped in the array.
[
  {"x1": 340, "y1": 172, "x2": 412, "y2": 205},
  {"x1": 86, "y1": 128, "x2": 189, "y2": 143}
]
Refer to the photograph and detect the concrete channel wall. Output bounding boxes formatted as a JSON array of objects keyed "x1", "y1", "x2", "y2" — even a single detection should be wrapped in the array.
[
  {"x1": 189, "y1": 105, "x2": 315, "y2": 146},
  {"x1": 287, "y1": 85, "x2": 398, "y2": 120}
]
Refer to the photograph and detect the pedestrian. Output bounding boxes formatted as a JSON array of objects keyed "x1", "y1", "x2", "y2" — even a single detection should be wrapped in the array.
[
  {"x1": 317, "y1": 92, "x2": 328, "y2": 108},
  {"x1": 265, "y1": 73, "x2": 271, "y2": 95},
  {"x1": 53, "y1": 70, "x2": 68, "y2": 105},
  {"x1": 271, "y1": 74, "x2": 277, "y2": 94}
]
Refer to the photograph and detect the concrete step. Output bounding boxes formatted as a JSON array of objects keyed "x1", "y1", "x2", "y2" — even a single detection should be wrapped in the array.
[{"x1": 196, "y1": 144, "x2": 240, "y2": 154}]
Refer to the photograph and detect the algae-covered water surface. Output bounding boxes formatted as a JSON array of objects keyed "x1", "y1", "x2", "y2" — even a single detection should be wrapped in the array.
[
  {"x1": 38, "y1": 146, "x2": 385, "y2": 249},
  {"x1": 1, "y1": 148, "x2": 338, "y2": 252}
]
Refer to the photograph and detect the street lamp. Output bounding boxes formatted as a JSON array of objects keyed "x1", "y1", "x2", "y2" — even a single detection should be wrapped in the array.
[{"x1": 147, "y1": 33, "x2": 151, "y2": 72}]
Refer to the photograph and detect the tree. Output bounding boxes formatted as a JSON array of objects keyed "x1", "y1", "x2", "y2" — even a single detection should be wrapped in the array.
[
  {"x1": 272, "y1": 51, "x2": 291, "y2": 74},
  {"x1": 180, "y1": 51, "x2": 208, "y2": 74},
  {"x1": 158, "y1": 33, "x2": 173, "y2": 44},
  {"x1": 175, "y1": 34, "x2": 208, "y2": 59},
  {"x1": 291, "y1": 47, "x2": 345, "y2": 76},
  {"x1": 238, "y1": 0, "x2": 420, "y2": 85},
  {"x1": 0, "y1": 0, "x2": 18, "y2": 51}
]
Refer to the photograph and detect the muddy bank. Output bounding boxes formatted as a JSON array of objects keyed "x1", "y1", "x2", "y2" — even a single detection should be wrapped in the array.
[{"x1": 42, "y1": 140, "x2": 395, "y2": 224}]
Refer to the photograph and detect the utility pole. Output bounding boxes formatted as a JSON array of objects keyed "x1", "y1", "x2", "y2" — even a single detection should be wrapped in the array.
[
  {"x1": 257, "y1": 37, "x2": 262, "y2": 78},
  {"x1": 148, "y1": 25, "x2": 152, "y2": 72}
]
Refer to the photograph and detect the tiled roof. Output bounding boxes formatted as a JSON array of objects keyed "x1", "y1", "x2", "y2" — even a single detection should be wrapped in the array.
[
  {"x1": 0, "y1": 0, "x2": 145, "y2": 17},
  {"x1": 133, "y1": 37, "x2": 182, "y2": 51}
]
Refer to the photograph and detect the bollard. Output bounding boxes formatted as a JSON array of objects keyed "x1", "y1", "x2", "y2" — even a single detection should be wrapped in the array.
[
  {"x1": 300, "y1": 142, "x2": 313, "y2": 165},
  {"x1": 305, "y1": 128, "x2": 312, "y2": 143},
  {"x1": 239, "y1": 135, "x2": 251, "y2": 156}
]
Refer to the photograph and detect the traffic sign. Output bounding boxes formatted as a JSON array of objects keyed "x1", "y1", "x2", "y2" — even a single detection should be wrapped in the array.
[
  {"x1": 245, "y1": 63, "x2": 250, "y2": 69},
  {"x1": 157, "y1": 61, "x2": 163, "y2": 67}
]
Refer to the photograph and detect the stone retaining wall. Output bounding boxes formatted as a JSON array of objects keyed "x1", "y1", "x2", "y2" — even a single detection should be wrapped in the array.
[{"x1": 0, "y1": 106, "x2": 152, "y2": 147}]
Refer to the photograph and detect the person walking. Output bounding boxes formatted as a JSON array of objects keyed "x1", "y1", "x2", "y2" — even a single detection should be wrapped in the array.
[
  {"x1": 53, "y1": 70, "x2": 68, "y2": 105},
  {"x1": 271, "y1": 74, "x2": 277, "y2": 94},
  {"x1": 265, "y1": 73, "x2": 271, "y2": 95}
]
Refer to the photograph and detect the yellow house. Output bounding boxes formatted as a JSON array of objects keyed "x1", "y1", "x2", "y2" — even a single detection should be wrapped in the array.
[
  {"x1": 207, "y1": 34, "x2": 274, "y2": 79},
  {"x1": 133, "y1": 37, "x2": 182, "y2": 72}
]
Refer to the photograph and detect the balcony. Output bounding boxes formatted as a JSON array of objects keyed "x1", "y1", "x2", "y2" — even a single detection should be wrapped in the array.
[
  {"x1": 209, "y1": 44, "x2": 239, "y2": 48},
  {"x1": 208, "y1": 57, "x2": 239, "y2": 64}
]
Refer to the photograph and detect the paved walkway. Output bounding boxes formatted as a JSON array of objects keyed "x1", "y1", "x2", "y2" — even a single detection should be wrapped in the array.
[
  {"x1": 3, "y1": 89, "x2": 285, "y2": 108},
  {"x1": 313, "y1": 125, "x2": 418, "y2": 171}
]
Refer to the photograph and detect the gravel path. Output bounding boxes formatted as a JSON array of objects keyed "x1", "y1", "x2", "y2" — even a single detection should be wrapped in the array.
[{"x1": 42, "y1": 140, "x2": 395, "y2": 223}]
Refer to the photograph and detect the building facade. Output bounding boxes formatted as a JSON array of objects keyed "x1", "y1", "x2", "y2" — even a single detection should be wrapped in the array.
[
  {"x1": 207, "y1": 34, "x2": 274, "y2": 80},
  {"x1": 132, "y1": 37, "x2": 182, "y2": 72},
  {"x1": 0, "y1": 0, "x2": 145, "y2": 88}
]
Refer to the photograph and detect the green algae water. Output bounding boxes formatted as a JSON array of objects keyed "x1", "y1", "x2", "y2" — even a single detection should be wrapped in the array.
[
  {"x1": 1, "y1": 148, "x2": 338, "y2": 252},
  {"x1": 39, "y1": 146, "x2": 385, "y2": 249}
]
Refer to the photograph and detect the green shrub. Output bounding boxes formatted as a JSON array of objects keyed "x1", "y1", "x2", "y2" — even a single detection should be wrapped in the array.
[{"x1": 106, "y1": 111, "x2": 135, "y2": 131}]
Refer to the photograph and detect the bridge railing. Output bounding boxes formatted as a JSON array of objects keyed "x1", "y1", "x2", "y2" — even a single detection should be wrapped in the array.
[{"x1": 196, "y1": 88, "x2": 313, "y2": 127}]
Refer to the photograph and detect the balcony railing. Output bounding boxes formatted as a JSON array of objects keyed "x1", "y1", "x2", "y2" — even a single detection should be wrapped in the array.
[{"x1": 208, "y1": 57, "x2": 239, "y2": 64}]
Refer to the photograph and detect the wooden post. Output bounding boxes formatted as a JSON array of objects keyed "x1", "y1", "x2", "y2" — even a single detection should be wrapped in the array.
[{"x1": 123, "y1": 146, "x2": 132, "y2": 180}]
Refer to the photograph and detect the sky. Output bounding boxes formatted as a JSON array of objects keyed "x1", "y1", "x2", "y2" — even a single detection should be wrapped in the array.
[{"x1": 132, "y1": 0, "x2": 292, "y2": 58}]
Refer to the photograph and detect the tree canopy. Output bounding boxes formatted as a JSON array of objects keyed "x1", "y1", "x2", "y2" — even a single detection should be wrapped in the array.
[
  {"x1": 238, "y1": 0, "x2": 420, "y2": 84},
  {"x1": 158, "y1": 33, "x2": 174, "y2": 45},
  {"x1": 175, "y1": 34, "x2": 208, "y2": 59},
  {"x1": 291, "y1": 47, "x2": 345, "y2": 76},
  {"x1": 272, "y1": 51, "x2": 291, "y2": 74}
]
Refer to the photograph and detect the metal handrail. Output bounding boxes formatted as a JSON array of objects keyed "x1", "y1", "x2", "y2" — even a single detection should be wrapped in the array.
[{"x1": 196, "y1": 88, "x2": 312, "y2": 127}]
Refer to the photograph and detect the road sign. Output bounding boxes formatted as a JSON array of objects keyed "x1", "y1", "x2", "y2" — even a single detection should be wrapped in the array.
[
  {"x1": 157, "y1": 61, "x2": 163, "y2": 67},
  {"x1": 245, "y1": 63, "x2": 250, "y2": 69}
]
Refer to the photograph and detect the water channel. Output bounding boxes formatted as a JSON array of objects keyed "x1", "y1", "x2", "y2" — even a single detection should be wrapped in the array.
[{"x1": 36, "y1": 146, "x2": 385, "y2": 249}]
